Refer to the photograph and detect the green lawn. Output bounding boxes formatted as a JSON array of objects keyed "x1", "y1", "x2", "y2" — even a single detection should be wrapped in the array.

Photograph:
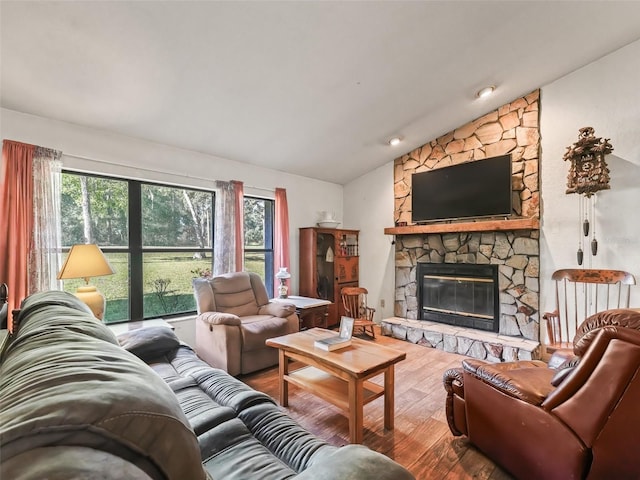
[{"x1": 61, "y1": 252, "x2": 267, "y2": 323}]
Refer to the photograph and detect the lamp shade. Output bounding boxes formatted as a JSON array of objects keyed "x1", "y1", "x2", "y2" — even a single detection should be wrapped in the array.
[
  {"x1": 275, "y1": 267, "x2": 291, "y2": 280},
  {"x1": 57, "y1": 244, "x2": 115, "y2": 282},
  {"x1": 57, "y1": 244, "x2": 114, "y2": 321}
]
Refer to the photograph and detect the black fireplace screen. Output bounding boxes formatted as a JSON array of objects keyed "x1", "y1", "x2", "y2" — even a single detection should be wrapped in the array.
[
  {"x1": 422, "y1": 275, "x2": 493, "y2": 318},
  {"x1": 417, "y1": 264, "x2": 499, "y2": 332}
]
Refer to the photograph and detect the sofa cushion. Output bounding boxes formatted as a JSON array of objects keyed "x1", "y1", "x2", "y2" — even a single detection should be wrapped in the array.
[
  {"x1": 465, "y1": 359, "x2": 555, "y2": 406},
  {"x1": 240, "y1": 315, "x2": 290, "y2": 351},
  {"x1": 200, "y1": 419, "x2": 298, "y2": 479},
  {"x1": 211, "y1": 273, "x2": 260, "y2": 317},
  {"x1": 294, "y1": 445, "x2": 416, "y2": 480},
  {"x1": 0, "y1": 291, "x2": 206, "y2": 480},
  {"x1": 10, "y1": 290, "x2": 119, "y2": 346},
  {"x1": 186, "y1": 359, "x2": 275, "y2": 411},
  {"x1": 2, "y1": 446, "x2": 154, "y2": 480},
  {"x1": 164, "y1": 375, "x2": 237, "y2": 436},
  {"x1": 238, "y1": 402, "x2": 336, "y2": 472},
  {"x1": 153, "y1": 345, "x2": 275, "y2": 412},
  {"x1": 15, "y1": 290, "x2": 94, "y2": 323},
  {"x1": 117, "y1": 326, "x2": 180, "y2": 361}
]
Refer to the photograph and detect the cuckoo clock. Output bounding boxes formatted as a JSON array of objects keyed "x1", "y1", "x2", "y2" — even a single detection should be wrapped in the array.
[{"x1": 563, "y1": 127, "x2": 614, "y2": 265}]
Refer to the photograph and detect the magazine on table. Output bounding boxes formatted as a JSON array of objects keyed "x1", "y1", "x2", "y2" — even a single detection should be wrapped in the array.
[{"x1": 314, "y1": 316, "x2": 354, "y2": 351}]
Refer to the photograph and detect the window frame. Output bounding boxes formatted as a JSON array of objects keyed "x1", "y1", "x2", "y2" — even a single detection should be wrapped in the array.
[
  {"x1": 61, "y1": 170, "x2": 215, "y2": 323},
  {"x1": 243, "y1": 195, "x2": 275, "y2": 298}
]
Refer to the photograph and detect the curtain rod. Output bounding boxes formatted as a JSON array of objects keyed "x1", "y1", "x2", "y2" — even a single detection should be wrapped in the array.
[{"x1": 63, "y1": 152, "x2": 275, "y2": 193}]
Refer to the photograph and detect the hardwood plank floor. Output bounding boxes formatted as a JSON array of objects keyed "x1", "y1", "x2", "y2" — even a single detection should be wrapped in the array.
[{"x1": 243, "y1": 327, "x2": 512, "y2": 479}]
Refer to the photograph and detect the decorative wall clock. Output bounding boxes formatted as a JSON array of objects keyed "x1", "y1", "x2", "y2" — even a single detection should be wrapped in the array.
[{"x1": 563, "y1": 127, "x2": 614, "y2": 265}]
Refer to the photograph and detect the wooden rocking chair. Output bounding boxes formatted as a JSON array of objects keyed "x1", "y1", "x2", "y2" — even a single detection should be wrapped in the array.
[
  {"x1": 543, "y1": 268, "x2": 636, "y2": 353},
  {"x1": 340, "y1": 286, "x2": 376, "y2": 338}
]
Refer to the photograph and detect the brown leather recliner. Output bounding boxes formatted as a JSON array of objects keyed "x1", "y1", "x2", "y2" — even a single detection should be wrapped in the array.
[
  {"x1": 443, "y1": 308, "x2": 640, "y2": 479},
  {"x1": 193, "y1": 272, "x2": 298, "y2": 376}
]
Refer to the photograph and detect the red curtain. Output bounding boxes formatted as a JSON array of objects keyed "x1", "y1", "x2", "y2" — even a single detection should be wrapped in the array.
[
  {"x1": 0, "y1": 140, "x2": 36, "y2": 323},
  {"x1": 232, "y1": 180, "x2": 244, "y2": 272},
  {"x1": 274, "y1": 188, "x2": 290, "y2": 294}
]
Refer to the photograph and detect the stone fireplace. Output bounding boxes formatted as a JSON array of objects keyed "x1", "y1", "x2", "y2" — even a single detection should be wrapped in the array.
[{"x1": 382, "y1": 90, "x2": 542, "y2": 361}]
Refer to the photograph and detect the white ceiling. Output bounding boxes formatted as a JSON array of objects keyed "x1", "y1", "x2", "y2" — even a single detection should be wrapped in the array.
[{"x1": 2, "y1": 1, "x2": 640, "y2": 185}]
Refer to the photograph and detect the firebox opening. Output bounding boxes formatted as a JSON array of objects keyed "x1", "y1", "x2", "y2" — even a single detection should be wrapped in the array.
[{"x1": 417, "y1": 263, "x2": 499, "y2": 333}]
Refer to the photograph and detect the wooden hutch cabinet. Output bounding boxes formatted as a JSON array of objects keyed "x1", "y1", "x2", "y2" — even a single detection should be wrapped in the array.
[{"x1": 299, "y1": 227, "x2": 359, "y2": 327}]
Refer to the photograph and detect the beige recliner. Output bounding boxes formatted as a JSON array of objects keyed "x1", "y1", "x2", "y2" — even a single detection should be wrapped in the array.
[{"x1": 193, "y1": 272, "x2": 298, "y2": 376}]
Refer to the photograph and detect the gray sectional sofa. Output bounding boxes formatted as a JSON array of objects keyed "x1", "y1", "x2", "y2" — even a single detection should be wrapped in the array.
[{"x1": 0, "y1": 291, "x2": 414, "y2": 479}]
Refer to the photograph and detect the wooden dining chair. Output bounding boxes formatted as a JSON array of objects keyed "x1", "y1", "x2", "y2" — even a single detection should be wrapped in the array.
[
  {"x1": 543, "y1": 268, "x2": 636, "y2": 352},
  {"x1": 340, "y1": 286, "x2": 376, "y2": 338}
]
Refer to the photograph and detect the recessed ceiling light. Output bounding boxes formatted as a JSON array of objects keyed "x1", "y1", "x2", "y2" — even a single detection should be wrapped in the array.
[
  {"x1": 388, "y1": 137, "x2": 402, "y2": 146},
  {"x1": 476, "y1": 86, "x2": 495, "y2": 99}
]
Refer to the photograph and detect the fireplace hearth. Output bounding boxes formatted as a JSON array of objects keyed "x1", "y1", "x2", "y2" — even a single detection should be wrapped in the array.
[{"x1": 417, "y1": 263, "x2": 499, "y2": 333}]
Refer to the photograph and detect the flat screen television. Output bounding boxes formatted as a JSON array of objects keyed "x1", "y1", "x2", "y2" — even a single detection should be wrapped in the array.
[{"x1": 411, "y1": 154, "x2": 512, "y2": 223}]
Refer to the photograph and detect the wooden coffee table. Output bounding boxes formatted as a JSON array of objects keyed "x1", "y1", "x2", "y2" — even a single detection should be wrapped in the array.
[{"x1": 266, "y1": 328, "x2": 406, "y2": 443}]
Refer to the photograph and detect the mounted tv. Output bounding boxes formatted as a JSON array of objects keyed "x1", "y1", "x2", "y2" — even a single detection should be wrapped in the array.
[{"x1": 411, "y1": 154, "x2": 512, "y2": 223}]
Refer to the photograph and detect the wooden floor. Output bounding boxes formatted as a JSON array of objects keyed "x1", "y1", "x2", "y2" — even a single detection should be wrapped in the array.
[{"x1": 243, "y1": 327, "x2": 513, "y2": 479}]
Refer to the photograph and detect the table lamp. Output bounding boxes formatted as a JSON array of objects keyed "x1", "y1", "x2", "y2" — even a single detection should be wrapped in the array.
[
  {"x1": 275, "y1": 267, "x2": 291, "y2": 298},
  {"x1": 57, "y1": 244, "x2": 115, "y2": 320}
]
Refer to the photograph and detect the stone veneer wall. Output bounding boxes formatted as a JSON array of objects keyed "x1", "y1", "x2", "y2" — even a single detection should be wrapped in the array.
[{"x1": 392, "y1": 90, "x2": 541, "y2": 344}]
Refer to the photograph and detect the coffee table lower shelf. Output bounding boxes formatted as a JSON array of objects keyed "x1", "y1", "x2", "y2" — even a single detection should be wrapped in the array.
[{"x1": 286, "y1": 366, "x2": 384, "y2": 411}]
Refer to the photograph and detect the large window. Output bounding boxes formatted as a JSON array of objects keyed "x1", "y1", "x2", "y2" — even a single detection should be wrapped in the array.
[
  {"x1": 244, "y1": 196, "x2": 274, "y2": 297},
  {"x1": 61, "y1": 172, "x2": 214, "y2": 323},
  {"x1": 60, "y1": 174, "x2": 277, "y2": 322}
]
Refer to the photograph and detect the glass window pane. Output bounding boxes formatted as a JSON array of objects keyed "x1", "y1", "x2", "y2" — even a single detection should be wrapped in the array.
[
  {"x1": 244, "y1": 251, "x2": 275, "y2": 298},
  {"x1": 143, "y1": 252, "x2": 211, "y2": 318},
  {"x1": 244, "y1": 198, "x2": 266, "y2": 248},
  {"x1": 244, "y1": 197, "x2": 274, "y2": 297},
  {"x1": 60, "y1": 252, "x2": 130, "y2": 324},
  {"x1": 142, "y1": 185, "x2": 212, "y2": 248},
  {"x1": 244, "y1": 252, "x2": 266, "y2": 278},
  {"x1": 61, "y1": 174, "x2": 129, "y2": 247}
]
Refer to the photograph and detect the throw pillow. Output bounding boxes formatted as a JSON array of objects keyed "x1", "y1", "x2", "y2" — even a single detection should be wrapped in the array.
[{"x1": 117, "y1": 326, "x2": 180, "y2": 361}]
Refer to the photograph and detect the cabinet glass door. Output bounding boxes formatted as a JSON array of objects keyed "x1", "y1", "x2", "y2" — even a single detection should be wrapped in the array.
[{"x1": 316, "y1": 232, "x2": 336, "y2": 301}]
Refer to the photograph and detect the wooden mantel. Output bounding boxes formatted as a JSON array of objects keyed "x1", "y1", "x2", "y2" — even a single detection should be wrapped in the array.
[{"x1": 384, "y1": 217, "x2": 539, "y2": 235}]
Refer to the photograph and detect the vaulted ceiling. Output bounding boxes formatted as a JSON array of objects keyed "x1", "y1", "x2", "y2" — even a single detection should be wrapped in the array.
[{"x1": 2, "y1": 1, "x2": 640, "y2": 184}]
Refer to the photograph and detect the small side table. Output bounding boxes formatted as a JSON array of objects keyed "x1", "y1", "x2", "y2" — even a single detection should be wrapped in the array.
[{"x1": 272, "y1": 296, "x2": 332, "y2": 331}]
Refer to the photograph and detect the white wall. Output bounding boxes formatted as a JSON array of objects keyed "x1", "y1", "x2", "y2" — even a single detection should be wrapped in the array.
[
  {"x1": 346, "y1": 38, "x2": 640, "y2": 324},
  {"x1": 343, "y1": 161, "x2": 396, "y2": 321},
  {"x1": 539, "y1": 39, "x2": 640, "y2": 312},
  {"x1": 1, "y1": 108, "x2": 344, "y2": 294}
]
